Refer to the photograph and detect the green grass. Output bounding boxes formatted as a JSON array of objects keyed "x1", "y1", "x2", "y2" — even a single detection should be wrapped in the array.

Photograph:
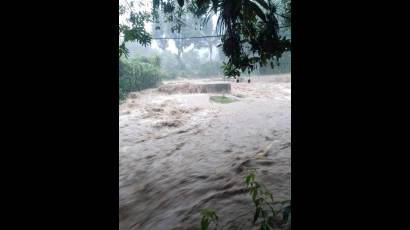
[{"x1": 210, "y1": 95, "x2": 237, "y2": 104}]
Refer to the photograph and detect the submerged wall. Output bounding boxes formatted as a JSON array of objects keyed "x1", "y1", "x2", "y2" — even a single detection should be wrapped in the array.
[{"x1": 158, "y1": 82, "x2": 231, "y2": 94}]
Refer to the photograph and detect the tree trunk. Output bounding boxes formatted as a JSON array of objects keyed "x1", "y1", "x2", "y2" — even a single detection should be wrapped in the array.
[
  {"x1": 177, "y1": 48, "x2": 183, "y2": 68},
  {"x1": 209, "y1": 44, "x2": 213, "y2": 63}
]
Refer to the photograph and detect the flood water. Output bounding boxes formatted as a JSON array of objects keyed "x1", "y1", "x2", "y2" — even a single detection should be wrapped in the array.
[{"x1": 119, "y1": 74, "x2": 291, "y2": 230}]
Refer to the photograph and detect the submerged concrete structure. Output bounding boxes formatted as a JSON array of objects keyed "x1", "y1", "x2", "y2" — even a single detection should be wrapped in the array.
[{"x1": 158, "y1": 82, "x2": 231, "y2": 94}]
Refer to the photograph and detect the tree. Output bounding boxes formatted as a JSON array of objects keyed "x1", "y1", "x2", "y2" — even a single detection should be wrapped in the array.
[
  {"x1": 119, "y1": 0, "x2": 291, "y2": 75},
  {"x1": 151, "y1": 6, "x2": 200, "y2": 68},
  {"x1": 153, "y1": 0, "x2": 291, "y2": 76},
  {"x1": 151, "y1": 8, "x2": 169, "y2": 50},
  {"x1": 191, "y1": 17, "x2": 219, "y2": 63},
  {"x1": 282, "y1": 0, "x2": 291, "y2": 29},
  {"x1": 119, "y1": 2, "x2": 152, "y2": 58}
]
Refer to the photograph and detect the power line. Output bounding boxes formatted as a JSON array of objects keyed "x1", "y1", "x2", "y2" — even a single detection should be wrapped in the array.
[
  {"x1": 121, "y1": 26, "x2": 289, "y2": 40},
  {"x1": 119, "y1": 34, "x2": 224, "y2": 39},
  {"x1": 151, "y1": 35, "x2": 223, "y2": 40},
  {"x1": 120, "y1": 26, "x2": 289, "y2": 40}
]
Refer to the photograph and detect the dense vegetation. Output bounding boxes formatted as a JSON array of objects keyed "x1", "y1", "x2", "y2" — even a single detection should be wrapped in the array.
[
  {"x1": 119, "y1": 56, "x2": 162, "y2": 101},
  {"x1": 125, "y1": 41, "x2": 290, "y2": 79},
  {"x1": 119, "y1": 0, "x2": 291, "y2": 99},
  {"x1": 119, "y1": 44, "x2": 289, "y2": 102},
  {"x1": 126, "y1": 42, "x2": 225, "y2": 78},
  {"x1": 119, "y1": 1, "x2": 291, "y2": 228},
  {"x1": 119, "y1": 0, "x2": 291, "y2": 75},
  {"x1": 200, "y1": 170, "x2": 291, "y2": 230}
]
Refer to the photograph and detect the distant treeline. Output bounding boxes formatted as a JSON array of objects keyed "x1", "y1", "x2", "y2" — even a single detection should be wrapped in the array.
[
  {"x1": 119, "y1": 44, "x2": 290, "y2": 101},
  {"x1": 257, "y1": 52, "x2": 291, "y2": 75}
]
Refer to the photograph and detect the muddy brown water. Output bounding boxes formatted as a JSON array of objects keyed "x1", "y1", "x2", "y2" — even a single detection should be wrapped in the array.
[{"x1": 119, "y1": 74, "x2": 291, "y2": 230}]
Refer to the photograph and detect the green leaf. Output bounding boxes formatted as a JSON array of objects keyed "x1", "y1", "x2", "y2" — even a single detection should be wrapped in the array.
[
  {"x1": 270, "y1": 206, "x2": 276, "y2": 216},
  {"x1": 245, "y1": 175, "x2": 251, "y2": 185},
  {"x1": 250, "y1": 171, "x2": 255, "y2": 181},
  {"x1": 254, "y1": 207, "x2": 262, "y2": 223},
  {"x1": 211, "y1": 0, "x2": 219, "y2": 12},
  {"x1": 197, "y1": 0, "x2": 211, "y2": 9},
  {"x1": 153, "y1": 0, "x2": 160, "y2": 9},
  {"x1": 282, "y1": 204, "x2": 291, "y2": 221},
  {"x1": 253, "y1": 0, "x2": 269, "y2": 9},
  {"x1": 201, "y1": 218, "x2": 210, "y2": 230},
  {"x1": 248, "y1": 1, "x2": 266, "y2": 22},
  {"x1": 252, "y1": 188, "x2": 257, "y2": 202}
]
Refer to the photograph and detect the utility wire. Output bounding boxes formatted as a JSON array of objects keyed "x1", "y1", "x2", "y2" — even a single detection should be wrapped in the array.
[
  {"x1": 151, "y1": 35, "x2": 223, "y2": 40},
  {"x1": 148, "y1": 24, "x2": 289, "y2": 40},
  {"x1": 120, "y1": 24, "x2": 289, "y2": 40}
]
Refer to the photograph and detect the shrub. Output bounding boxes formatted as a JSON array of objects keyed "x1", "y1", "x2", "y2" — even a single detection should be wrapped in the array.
[
  {"x1": 200, "y1": 169, "x2": 291, "y2": 230},
  {"x1": 119, "y1": 58, "x2": 161, "y2": 102}
]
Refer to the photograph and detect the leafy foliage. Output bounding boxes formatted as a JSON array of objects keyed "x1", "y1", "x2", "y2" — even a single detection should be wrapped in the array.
[
  {"x1": 245, "y1": 169, "x2": 291, "y2": 230},
  {"x1": 119, "y1": 0, "x2": 290, "y2": 75},
  {"x1": 151, "y1": 6, "x2": 219, "y2": 67},
  {"x1": 200, "y1": 169, "x2": 291, "y2": 230},
  {"x1": 222, "y1": 61, "x2": 240, "y2": 78},
  {"x1": 201, "y1": 208, "x2": 219, "y2": 230},
  {"x1": 119, "y1": 57, "x2": 162, "y2": 101},
  {"x1": 281, "y1": 0, "x2": 291, "y2": 28},
  {"x1": 150, "y1": 0, "x2": 291, "y2": 75},
  {"x1": 119, "y1": 4, "x2": 152, "y2": 58},
  {"x1": 125, "y1": 41, "x2": 225, "y2": 78}
]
